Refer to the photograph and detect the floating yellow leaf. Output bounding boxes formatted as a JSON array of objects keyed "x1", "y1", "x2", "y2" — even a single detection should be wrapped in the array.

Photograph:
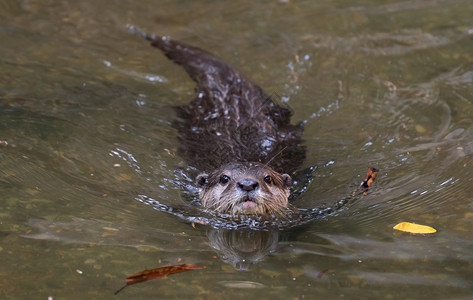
[{"x1": 393, "y1": 222, "x2": 437, "y2": 234}]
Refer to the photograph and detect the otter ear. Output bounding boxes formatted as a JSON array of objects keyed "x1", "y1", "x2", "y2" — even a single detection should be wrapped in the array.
[
  {"x1": 281, "y1": 174, "x2": 292, "y2": 188},
  {"x1": 196, "y1": 173, "x2": 209, "y2": 188}
]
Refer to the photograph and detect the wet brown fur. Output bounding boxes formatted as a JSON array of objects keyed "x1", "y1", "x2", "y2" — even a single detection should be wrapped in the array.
[{"x1": 147, "y1": 35, "x2": 305, "y2": 215}]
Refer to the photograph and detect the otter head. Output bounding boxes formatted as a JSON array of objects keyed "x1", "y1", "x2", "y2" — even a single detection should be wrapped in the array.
[{"x1": 196, "y1": 162, "x2": 292, "y2": 216}]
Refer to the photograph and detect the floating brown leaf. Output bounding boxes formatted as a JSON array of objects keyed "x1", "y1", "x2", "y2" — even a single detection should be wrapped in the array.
[
  {"x1": 361, "y1": 167, "x2": 379, "y2": 194},
  {"x1": 115, "y1": 263, "x2": 205, "y2": 294}
]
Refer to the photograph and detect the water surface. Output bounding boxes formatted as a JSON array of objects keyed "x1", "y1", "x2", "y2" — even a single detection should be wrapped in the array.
[{"x1": 1, "y1": 0, "x2": 473, "y2": 299}]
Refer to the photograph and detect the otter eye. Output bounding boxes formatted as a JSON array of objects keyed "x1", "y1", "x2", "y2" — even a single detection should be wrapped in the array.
[
  {"x1": 219, "y1": 175, "x2": 230, "y2": 185},
  {"x1": 264, "y1": 176, "x2": 272, "y2": 184}
]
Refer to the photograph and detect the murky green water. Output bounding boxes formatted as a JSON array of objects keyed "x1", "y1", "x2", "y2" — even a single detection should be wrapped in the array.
[{"x1": 1, "y1": 0, "x2": 473, "y2": 299}]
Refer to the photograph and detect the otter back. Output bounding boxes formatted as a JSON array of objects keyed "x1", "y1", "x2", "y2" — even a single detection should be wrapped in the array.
[{"x1": 148, "y1": 36, "x2": 305, "y2": 175}]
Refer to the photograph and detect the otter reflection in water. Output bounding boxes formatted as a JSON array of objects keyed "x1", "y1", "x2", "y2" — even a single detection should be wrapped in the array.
[
  {"x1": 144, "y1": 33, "x2": 305, "y2": 216},
  {"x1": 207, "y1": 229, "x2": 279, "y2": 270}
]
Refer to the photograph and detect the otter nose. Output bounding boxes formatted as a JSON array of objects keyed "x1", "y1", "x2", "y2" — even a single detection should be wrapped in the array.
[{"x1": 238, "y1": 179, "x2": 259, "y2": 192}]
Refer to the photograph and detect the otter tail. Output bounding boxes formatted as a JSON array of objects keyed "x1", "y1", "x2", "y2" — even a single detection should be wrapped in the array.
[
  {"x1": 129, "y1": 25, "x2": 247, "y2": 90},
  {"x1": 146, "y1": 35, "x2": 231, "y2": 85},
  {"x1": 129, "y1": 26, "x2": 267, "y2": 100}
]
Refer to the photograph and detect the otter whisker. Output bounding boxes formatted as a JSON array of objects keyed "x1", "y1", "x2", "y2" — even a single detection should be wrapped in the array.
[{"x1": 264, "y1": 145, "x2": 288, "y2": 169}]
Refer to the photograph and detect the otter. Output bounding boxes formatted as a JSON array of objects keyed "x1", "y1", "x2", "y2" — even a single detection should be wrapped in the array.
[{"x1": 146, "y1": 35, "x2": 305, "y2": 216}]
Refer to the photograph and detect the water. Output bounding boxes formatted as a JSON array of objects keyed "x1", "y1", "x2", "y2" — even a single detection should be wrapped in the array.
[{"x1": 1, "y1": 0, "x2": 473, "y2": 298}]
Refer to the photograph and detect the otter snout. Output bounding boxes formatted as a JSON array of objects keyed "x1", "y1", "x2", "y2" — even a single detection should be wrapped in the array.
[{"x1": 238, "y1": 179, "x2": 259, "y2": 192}]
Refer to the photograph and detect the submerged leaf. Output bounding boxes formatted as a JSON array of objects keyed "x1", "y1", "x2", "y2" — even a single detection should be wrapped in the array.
[
  {"x1": 393, "y1": 222, "x2": 437, "y2": 234},
  {"x1": 126, "y1": 264, "x2": 205, "y2": 285},
  {"x1": 115, "y1": 263, "x2": 205, "y2": 294}
]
